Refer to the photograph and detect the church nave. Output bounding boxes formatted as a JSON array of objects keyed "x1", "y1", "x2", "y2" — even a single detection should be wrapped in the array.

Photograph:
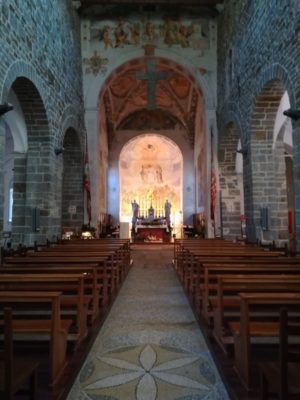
[{"x1": 66, "y1": 246, "x2": 229, "y2": 400}]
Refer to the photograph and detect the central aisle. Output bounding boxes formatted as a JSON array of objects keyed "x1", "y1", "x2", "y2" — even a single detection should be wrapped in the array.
[{"x1": 67, "y1": 246, "x2": 230, "y2": 400}]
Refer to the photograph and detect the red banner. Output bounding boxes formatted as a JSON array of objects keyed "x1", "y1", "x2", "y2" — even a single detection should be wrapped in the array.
[
  {"x1": 210, "y1": 130, "x2": 217, "y2": 221},
  {"x1": 210, "y1": 169, "x2": 216, "y2": 220}
]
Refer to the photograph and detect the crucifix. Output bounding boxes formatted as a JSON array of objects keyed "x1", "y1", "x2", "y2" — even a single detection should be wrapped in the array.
[{"x1": 135, "y1": 58, "x2": 167, "y2": 110}]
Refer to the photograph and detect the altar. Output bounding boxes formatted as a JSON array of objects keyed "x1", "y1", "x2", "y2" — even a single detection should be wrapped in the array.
[
  {"x1": 134, "y1": 222, "x2": 170, "y2": 243},
  {"x1": 134, "y1": 226, "x2": 171, "y2": 243},
  {"x1": 133, "y1": 216, "x2": 171, "y2": 243},
  {"x1": 131, "y1": 202, "x2": 172, "y2": 243}
]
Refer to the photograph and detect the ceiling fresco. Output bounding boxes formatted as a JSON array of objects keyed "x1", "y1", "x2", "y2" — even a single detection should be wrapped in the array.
[{"x1": 100, "y1": 57, "x2": 202, "y2": 147}]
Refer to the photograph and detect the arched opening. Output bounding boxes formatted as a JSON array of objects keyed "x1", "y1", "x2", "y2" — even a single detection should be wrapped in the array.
[
  {"x1": 3, "y1": 126, "x2": 14, "y2": 234},
  {"x1": 250, "y1": 80, "x2": 293, "y2": 249},
  {"x1": 273, "y1": 91, "x2": 295, "y2": 252},
  {"x1": 7, "y1": 77, "x2": 50, "y2": 245},
  {"x1": 119, "y1": 134, "x2": 183, "y2": 236},
  {"x1": 99, "y1": 56, "x2": 205, "y2": 236},
  {"x1": 2, "y1": 88, "x2": 28, "y2": 245}
]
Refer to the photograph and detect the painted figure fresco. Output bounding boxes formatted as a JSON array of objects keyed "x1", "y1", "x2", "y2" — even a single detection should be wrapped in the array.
[
  {"x1": 90, "y1": 15, "x2": 209, "y2": 52},
  {"x1": 119, "y1": 135, "x2": 182, "y2": 219}
]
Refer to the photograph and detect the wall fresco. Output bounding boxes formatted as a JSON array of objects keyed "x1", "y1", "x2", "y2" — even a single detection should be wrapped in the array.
[
  {"x1": 89, "y1": 16, "x2": 210, "y2": 52},
  {"x1": 119, "y1": 134, "x2": 182, "y2": 220}
]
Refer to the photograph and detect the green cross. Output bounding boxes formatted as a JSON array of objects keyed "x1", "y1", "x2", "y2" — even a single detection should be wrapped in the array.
[{"x1": 136, "y1": 59, "x2": 167, "y2": 110}]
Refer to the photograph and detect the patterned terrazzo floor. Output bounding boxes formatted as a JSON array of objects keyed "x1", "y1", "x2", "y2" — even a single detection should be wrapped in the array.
[{"x1": 66, "y1": 246, "x2": 230, "y2": 400}]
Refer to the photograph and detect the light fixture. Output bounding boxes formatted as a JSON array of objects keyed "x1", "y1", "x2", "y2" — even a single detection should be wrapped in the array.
[
  {"x1": 55, "y1": 147, "x2": 65, "y2": 155},
  {"x1": 236, "y1": 148, "x2": 247, "y2": 156},
  {"x1": 0, "y1": 103, "x2": 14, "y2": 116},
  {"x1": 283, "y1": 108, "x2": 300, "y2": 121},
  {"x1": 81, "y1": 231, "x2": 93, "y2": 239}
]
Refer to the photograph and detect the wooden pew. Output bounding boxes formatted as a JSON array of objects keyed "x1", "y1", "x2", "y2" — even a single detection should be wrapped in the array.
[
  {"x1": 0, "y1": 291, "x2": 72, "y2": 385},
  {"x1": 0, "y1": 274, "x2": 89, "y2": 344},
  {"x1": 28, "y1": 250, "x2": 126, "y2": 289},
  {"x1": 46, "y1": 244, "x2": 131, "y2": 280},
  {"x1": 173, "y1": 238, "x2": 278, "y2": 267},
  {"x1": 3, "y1": 239, "x2": 132, "y2": 286},
  {"x1": 197, "y1": 264, "x2": 300, "y2": 323},
  {"x1": 175, "y1": 247, "x2": 286, "y2": 286},
  {"x1": 43, "y1": 245, "x2": 131, "y2": 278},
  {"x1": 181, "y1": 258, "x2": 299, "y2": 308},
  {"x1": 0, "y1": 307, "x2": 40, "y2": 400},
  {"x1": 3, "y1": 255, "x2": 117, "y2": 303},
  {"x1": 211, "y1": 275, "x2": 300, "y2": 352},
  {"x1": 58, "y1": 239, "x2": 131, "y2": 271},
  {"x1": 1, "y1": 265, "x2": 100, "y2": 322},
  {"x1": 228, "y1": 292, "x2": 300, "y2": 390},
  {"x1": 260, "y1": 307, "x2": 300, "y2": 399}
]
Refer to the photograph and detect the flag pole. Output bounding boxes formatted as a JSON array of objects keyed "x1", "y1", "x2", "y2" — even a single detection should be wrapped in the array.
[{"x1": 84, "y1": 134, "x2": 92, "y2": 225}]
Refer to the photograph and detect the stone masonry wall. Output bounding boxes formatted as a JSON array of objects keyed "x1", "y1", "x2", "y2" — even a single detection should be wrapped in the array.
[
  {"x1": 217, "y1": 0, "x2": 300, "y2": 245},
  {"x1": 0, "y1": 0, "x2": 84, "y2": 244},
  {"x1": 0, "y1": 122, "x2": 5, "y2": 236},
  {"x1": 219, "y1": 122, "x2": 241, "y2": 239}
]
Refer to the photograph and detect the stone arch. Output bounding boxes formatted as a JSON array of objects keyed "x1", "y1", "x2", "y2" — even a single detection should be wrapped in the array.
[
  {"x1": 57, "y1": 105, "x2": 85, "y2": 150},
  {"x1": 93, "y1": 56, "x2": 203, "y2": 228},
  {"x1": 0, "y1": 90, "x2": 28, "y2": 240},
  {"x1": 119, "y1": 133, "x2": 183, "y2": 238},
  {"x1": 250, "y1": 78, "x2": 291, "y2": 246},
  {"x1": 4, "y1": 74, "x2": 52, "y2": 245},
  {"x1": 85, "y1": 51, "x2": 215, "y2": 112},
  {"x1": 0, "y1": 60, "x2": 49, "y2": 113},
  {"x1": 108, "y1": 127, "x2": 194, "y2": 228},
  {"x1": 255, "y1": 63, "x2": 296, "y2": 107},
  {"x1": 219, "y1": 102, "x2": 247, "y2": 145}
]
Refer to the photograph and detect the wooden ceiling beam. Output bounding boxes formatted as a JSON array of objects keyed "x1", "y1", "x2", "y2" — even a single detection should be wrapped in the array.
[{"x1": 79, "y1": 0, "x2": 222, "y2": 7}]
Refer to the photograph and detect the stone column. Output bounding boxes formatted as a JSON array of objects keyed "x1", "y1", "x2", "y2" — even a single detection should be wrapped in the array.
[
  {"x1": 85, "y1": 108, "x2": 100, "y2": 228},
  {"x1": 11, "y1": 152, "x2": 27, "y2": 246},
  {"x1": 0, "y1": 120, "x2": 5, "y2": 241}
]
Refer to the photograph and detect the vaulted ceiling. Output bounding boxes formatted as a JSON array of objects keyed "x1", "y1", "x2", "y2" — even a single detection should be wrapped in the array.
[{"x1": 101, "y1": 56, "x2": 203, "y2": 147}]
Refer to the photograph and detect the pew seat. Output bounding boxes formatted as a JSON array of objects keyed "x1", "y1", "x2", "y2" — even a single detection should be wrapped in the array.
[
  {"x1": 0, "y1": 308, "x2": 40, "y2": 400},
  {"x1": 228, "y1": 292, "x2": 300, "y2": 390},
  {"x1": 0, "y1": 291, "x2": 72, "y2": 385},
  {"x1": 260, "y1": 307, "x2": 300, "y2": 400}
]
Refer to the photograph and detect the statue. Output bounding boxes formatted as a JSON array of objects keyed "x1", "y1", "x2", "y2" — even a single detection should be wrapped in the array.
[
  {"x1": 131, "y1": 199, "x2": 139, "y2": 224},
  {"x1": 164, "y1": 199, "x2": 172, "y2": 226}
]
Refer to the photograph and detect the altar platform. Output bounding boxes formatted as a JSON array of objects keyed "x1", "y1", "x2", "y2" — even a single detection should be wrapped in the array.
[{"x1": 132, "y1": 218, "x2": 172, "y2": 243}]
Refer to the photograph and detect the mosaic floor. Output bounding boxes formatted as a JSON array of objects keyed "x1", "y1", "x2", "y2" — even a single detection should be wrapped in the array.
[{"x1": 66, "y1": 246, "x2": 230, "y2": 400}]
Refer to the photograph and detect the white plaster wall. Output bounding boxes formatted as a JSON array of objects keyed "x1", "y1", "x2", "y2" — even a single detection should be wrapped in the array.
[{"x1": 273, "y1": 91, "x2": 292, "y2": 152}]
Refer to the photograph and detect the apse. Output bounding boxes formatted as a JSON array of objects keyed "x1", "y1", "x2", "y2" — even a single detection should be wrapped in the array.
[{"x1": 119, "y1": 134, "x2": 183, "y2": 225}]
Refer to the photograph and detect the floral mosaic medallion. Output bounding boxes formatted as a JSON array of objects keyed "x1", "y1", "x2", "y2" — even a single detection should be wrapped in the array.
[{"x1": 79, "y1": 343, "x2": 218, "y2": 400}]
